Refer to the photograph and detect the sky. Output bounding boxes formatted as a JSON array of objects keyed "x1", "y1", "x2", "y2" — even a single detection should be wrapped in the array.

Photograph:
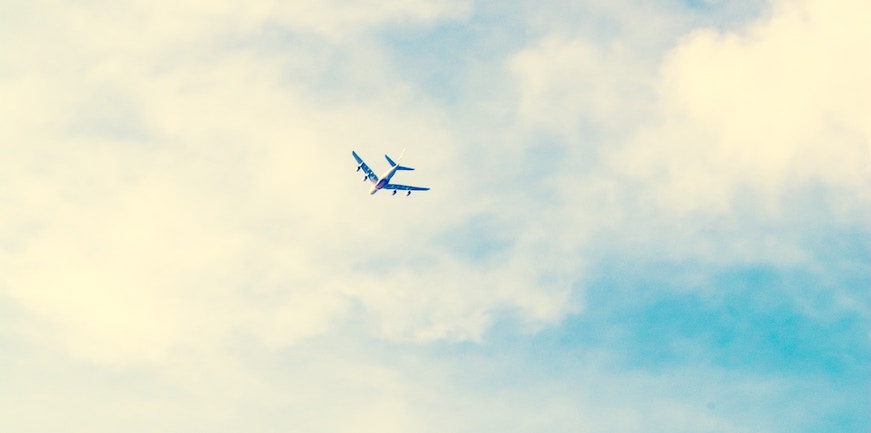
[{"x1": 0, "y1": 0, "x2": 869, "y2": 432}]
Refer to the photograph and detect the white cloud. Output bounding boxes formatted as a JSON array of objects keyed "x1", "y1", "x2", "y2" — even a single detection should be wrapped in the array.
[
  {"x1": 509, "y1": 0, "x2": 869, "y2": 215},
  {"x1": 511, "y1": 35, "x2": 655, "y2": 137},
  {"x1": 505, "y1": 0, "x2": 869, "y2": 268},
  {"x1": 613, "y1": 0, "x2": 871, "y2": 216}
]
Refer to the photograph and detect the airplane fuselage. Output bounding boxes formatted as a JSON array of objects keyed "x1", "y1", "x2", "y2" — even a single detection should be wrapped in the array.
[{"x1": 369, "y1": 166, "x2": 399, "y2": 194}]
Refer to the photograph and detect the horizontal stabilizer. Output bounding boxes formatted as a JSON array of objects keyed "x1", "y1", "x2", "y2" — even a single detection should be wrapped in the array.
[{"x1": 385, "y1": 154, "x2": 414, "y2": 170}]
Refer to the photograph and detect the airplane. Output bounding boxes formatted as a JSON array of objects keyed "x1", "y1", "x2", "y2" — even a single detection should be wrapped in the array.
[{"x1": 352, "y1": 150, "x2": 430, "y2": 196}]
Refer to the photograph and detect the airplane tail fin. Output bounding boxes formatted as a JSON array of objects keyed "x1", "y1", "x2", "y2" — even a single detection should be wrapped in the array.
[{"x1": 385, "y1": 152, "x2": 414, "y2": 170}]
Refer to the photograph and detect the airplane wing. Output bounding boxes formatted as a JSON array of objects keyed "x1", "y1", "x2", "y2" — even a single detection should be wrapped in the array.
[
  {"x1": 352, "y1": 151, "x2": 378, "y2": 183},
  {"x1": 383, "y1": 184, "x2": 430, "y2": 191}
]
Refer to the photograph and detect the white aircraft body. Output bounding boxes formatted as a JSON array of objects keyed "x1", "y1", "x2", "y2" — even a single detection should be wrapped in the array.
[{"x1": 353, "y1": 150, "x2": 430, "y2": 196}]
